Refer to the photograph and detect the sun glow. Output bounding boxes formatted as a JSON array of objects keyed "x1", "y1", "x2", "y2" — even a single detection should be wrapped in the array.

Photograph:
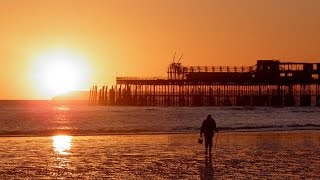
[{"x1": 33, "y1": 50, "x2": 90, "y2": 97}]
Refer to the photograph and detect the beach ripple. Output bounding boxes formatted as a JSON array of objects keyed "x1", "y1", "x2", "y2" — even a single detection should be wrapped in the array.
[{"x1": 0, "y1": 132, "x2": 319, "y2": 179}]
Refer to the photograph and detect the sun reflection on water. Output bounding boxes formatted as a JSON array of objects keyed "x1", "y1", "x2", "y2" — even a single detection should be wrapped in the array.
[
  {"x1": 55, "y1": 106, "x2": 70, "y2": 111},
  {"x1": 52, "y1": 135, "x2": 72, "y2": 155}
]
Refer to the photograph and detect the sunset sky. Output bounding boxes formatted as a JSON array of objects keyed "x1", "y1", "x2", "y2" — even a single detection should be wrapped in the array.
[{"x1": 1, "y1": 0, "x2": 320, "y2": 99}]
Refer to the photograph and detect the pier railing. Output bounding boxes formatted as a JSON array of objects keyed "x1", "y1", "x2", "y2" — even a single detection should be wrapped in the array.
[
  {"x1": 184, "y1": 65, "x2": 256, "y2": 73},
  {"x1": 116, "y1": 76, "x2": 167, "y2": 81}
]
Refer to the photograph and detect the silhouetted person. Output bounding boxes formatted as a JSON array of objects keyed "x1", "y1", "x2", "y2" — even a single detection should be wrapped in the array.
[{"x1": 200, "y1": 115, "x2": 217, "y2": 155}]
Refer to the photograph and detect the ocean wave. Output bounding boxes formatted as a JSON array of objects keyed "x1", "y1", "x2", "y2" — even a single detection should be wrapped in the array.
[
  {"x1": 219, "y1": 124, "x2": 320, "y2": 131},
  {"x1": 290, "y1": 110, "x2": 319, "y2": 113},
  {"x1": 229, "y1": 107, "x2": 256, "y2": 111},
  {"x1": 0, "y1": 129, "x2": 155, "y2": 136},
  {"x1": 171, "y1": 124, "x2": 320, "y2": 132},
  {"x1": 1, "y1": 101, "x2": 320, "y2": 137},
  {"x1": 1, "y1": 124, "x2": 319, "y2": 136}
]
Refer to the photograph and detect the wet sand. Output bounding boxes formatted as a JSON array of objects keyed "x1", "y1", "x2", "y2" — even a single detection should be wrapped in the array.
[{"x1": 0, "y1": 131, "x2": 319, "y2": 179}]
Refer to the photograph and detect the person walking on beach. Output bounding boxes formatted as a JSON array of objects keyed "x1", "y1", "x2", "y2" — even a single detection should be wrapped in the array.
[{"x1": 200, "y1": 115, "x2": 217, "y2": 155}]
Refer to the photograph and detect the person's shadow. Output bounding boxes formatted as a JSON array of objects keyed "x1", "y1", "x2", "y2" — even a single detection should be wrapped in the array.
[{"x1": 199, "y1": 155, "x2": 214, "y2": 180}]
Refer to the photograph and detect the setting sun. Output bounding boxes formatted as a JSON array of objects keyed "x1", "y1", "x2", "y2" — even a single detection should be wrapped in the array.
[{"x1": 33, "y1": 51, "x2": 90, "y2": 97}]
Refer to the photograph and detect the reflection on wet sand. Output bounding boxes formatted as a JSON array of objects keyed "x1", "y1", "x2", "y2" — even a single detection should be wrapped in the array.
[
  {"x1": 0, "y1": 132, "x2": 319, "y2": 179},
  {"x1": 200, "y1": 156, "x2": 214, "y2": 180},
  {"x1": 52, "y1": 135, "x2": 73, "y2": 172},
  {"x1": 52, "y1": 135, "x2": 72, "y2": 155}
]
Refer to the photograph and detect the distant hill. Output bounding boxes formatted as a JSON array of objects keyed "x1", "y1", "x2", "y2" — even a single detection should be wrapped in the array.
[{"x1": 52, "y1": 91, "x2": 89, "y2": 101}]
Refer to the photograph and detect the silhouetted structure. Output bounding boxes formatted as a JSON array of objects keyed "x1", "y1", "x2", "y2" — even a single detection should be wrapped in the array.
[{"x1": 89, "y1": 60, "x2": 320, "y2": 106}]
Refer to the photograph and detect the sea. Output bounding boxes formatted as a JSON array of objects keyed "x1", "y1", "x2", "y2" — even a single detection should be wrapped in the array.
[
  {"x1": 0, "y1": 100, "x2": 319, "y2": 136},
  {"x1": 1, "y1": 100, "x2": 320, "y2": 179}
]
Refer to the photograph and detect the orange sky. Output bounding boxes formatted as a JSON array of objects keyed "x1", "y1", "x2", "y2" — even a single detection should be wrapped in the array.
[{"x1": 1, "y1": 0, "x2": 320, "y2": 99}]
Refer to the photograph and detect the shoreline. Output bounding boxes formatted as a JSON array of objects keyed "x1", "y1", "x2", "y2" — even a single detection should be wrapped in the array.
[{"x1": 0, "y1": 129, "x2": 319, "y2": 138}]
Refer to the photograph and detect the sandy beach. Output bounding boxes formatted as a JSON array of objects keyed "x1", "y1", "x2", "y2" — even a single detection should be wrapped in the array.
[{"x1": 0, "y1": 131, "x2": 319, "y2": 179}]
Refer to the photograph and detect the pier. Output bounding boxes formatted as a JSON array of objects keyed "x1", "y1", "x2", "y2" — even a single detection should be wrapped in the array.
[{"x1": 89, "y1": 60, "x2": 320, "y2": 106}]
